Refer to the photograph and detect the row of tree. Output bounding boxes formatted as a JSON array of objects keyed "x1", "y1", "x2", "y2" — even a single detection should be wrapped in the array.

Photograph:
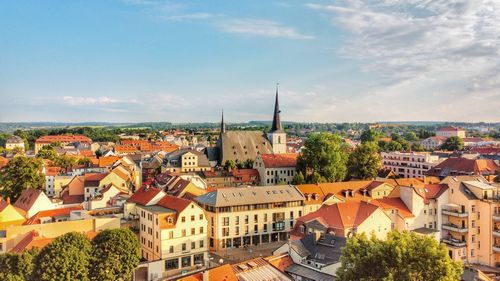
[{"x1": 0, "y1": 229, "x2": 140, "y2": 281}]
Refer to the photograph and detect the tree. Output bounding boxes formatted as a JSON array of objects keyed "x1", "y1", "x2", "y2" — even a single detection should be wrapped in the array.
[
  {"x1": 0, "y1": 248, "x2": 39, "y2": 280},
  {"x1": 441, "y1": 136, "x2": 464, "y2": 151},
  {"x1": 0, "y1": 156, "x2": 45, "y2": 201},
  {"x1": 296, "y1": 133, "x2": 349, "y2": 183},
  {"x1": 90, "y1": 229, "x2": 140, "y2": 281},
  {"x1": 291, "y1": 171, "x2": 305, "y2": 185},
  {"x1": 336, "y1": 231, "x2": 463, "y2": 281},
  {"x1": 403, "y1": 131, "x2": 419, "y2": 142},
  {"x1": 54, "y1": 155, "x2": 77, "y2": 172},
  {"x1": 411, "y1": 142, "x2": 425, "y2": 152},
  {"x1": 78, "y1": 157, "x2": 92, "y2": 166},
  {"x1": 360, "y1": 129, "x2": 379, "y2": 143},
  {"x1": 223, "y1": 160, "x2": 236, "y2": 171},
  {"x1": 36, "y1": 146, "x2": 58, "y2": 161},
  {"x1": 243, "y1": 159, "x2": 254, "y2": 169},
  {"x1": 34, "y1": 232, "x2": 92, "y2": 281},
  {"x1": 348, "y1": 142, "x2": 381, "y2": 180}
]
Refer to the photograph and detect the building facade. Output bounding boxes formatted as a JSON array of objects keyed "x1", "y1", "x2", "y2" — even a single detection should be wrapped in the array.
[
  {"x1": 436, "y1": 126, "x2": 466, "y2": 138},
  {"x1": 254, "y1": 153, "x2": 298, "y2": 185},
  {"x1": 194, "y1": 185, "x2": 305, "y2": 251},
  {"x1": 381, "y1": 151, "x2": 440, "y2": 179}
]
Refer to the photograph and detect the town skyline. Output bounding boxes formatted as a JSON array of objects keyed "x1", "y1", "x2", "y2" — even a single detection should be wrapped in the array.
[{"x1": 1, "y1": 1, "x2": 499, "y2": 123}]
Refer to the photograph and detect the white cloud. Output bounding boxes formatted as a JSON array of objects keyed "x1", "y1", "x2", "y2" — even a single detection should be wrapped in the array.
[
  {"x1": 162, "y1": 12, "x2": 213, "y2": 21},
  {"x1": 305, "y1": 0, "x2": 500, "y2": 122},
  {"x1": 61, "y1": 96, "x2": 125, "y2": 106},
  {"x1": 217, "y1": 19, "x2": 314, "y2": 40}
]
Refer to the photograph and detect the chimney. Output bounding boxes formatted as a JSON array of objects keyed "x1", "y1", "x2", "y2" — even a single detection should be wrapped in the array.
[{"x1": 202, "y1": 270, "x2": 209, "y2": 281}]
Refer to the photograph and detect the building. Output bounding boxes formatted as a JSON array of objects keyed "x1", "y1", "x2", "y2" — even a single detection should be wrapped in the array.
[
  {"x1": 421, "y1": 136, "x2": 447, "y2": 150},
  {"x1": 426, "y1": 157, "x2": 500, "y2": 178},
  {"x1": 163, "y1": 148, "x2": 211, "y2": 173},
  {"x1": 436, "y1": 126, "x2": 466, "y2": 138},
  {"x1": 254, "y1": 153, "x2": 298, "y2": 185},
  {"x1": 290, "y1": 201, "x2": 392, "y2": 241},
  {"x1": 381, "y1": 151, "x2": 440, "y2": 179},
  {"x1": 5, "y1": 136, "x2": 25, "y2": 152},
  {"x1": 273, "y1": 233, "x2": 346, "y2": 281},
  {"x1": 200, "y1": 170, "x2": 234, "y2": 188},
  {"x1": 35, "y1": 135, "x2": 92, "y2": 153},
  {"x1": 217, "y1": 86, "x2": 287, "y2": 165},
  {"x1": 439, "y1": 176, "x2": 500, "y2": 267},
  {"x1": 231, "y1": 169, "x2": 260, "y2": 186},
  {"x1": 136, "y1": 195, "x2": 208, "y2": 280},
  {"x1": 13, "y1": 189, "x2": 55, "y2": 219},
  {"x1": 194, "y1": 185, "x2": 305, "y2": 251}
]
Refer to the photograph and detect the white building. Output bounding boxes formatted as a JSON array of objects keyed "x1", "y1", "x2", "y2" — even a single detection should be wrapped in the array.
[
  {"x1": 5, "y1": 136, "x2": 25, "y2": 152},
  {"x1": 421, "y1": 136, "x2": 447, "y2": 150},
  {"x1": 381, "y1": 151, "x2": 440, "y2": 179},
  {"x1": 137, "y1": 195, "x2": 208, "y2": 280},
  {"x1": 253, "y1": 153, "x2": 298, "y2": 185},
  {"x1": 436, "y1": 126, "x2": 466, "y2": 138}
]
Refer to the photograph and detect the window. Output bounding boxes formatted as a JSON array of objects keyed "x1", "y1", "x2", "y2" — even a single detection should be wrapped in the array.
[
  {"x1": 472, "y1": 220, "x2": 476, "y2": 228},
  {"x1": 181, "y1": 216, "x2": 186, "y2": 223},
  {"x1": 223, "y1": 217, "x2": 229, "y2": 226},
  {"x1": 191, "y1": 242, "x2": 196, "y2": 250},
  {"x1": 235, "y1": 216, "x2": 240, "y2": 225},
  {"x1": 194, "y1": 253, "x2": 204, "y2": 265},
  {"x1": 471, "y1": 205, "x2": 476, "y2": 213},
  {"x1": 472, "y1": 235, "x2": 476, "y2": 243},
  {"x1": 191, "y1": 228, "x2": 195, "y2": 235},
  {"x1": 169, "y1": 246, "x2": 174, "y2": 253},
  {"x1": 165, "y1": 258, "x2": 179, "y2": 270},
  {"x1": 222, "y1": 227, "x2": 229, "y2": 237},
  {"x1": 200, "y1": 240, "x2": 204, "y2": 248},
  {"x1": 290, "y1": 211, "x2": 294, "y2": 219},
  {"x1": 254, "y1": 214, "x2": 258, "y2": 222},
  {"x1": 191, "y1": 215, "x2": 195, "y2": 221},
  {"x1": 182, "y1": 243, "x2": 186, "y2": 251},
  {"x1": 181, "y1": 256, "x2": 191, "y2": 268},
  {"x1": 245, "y1": 215, "x2": 249, "y2": 224},
  {"x1": 182, "y1": 229, "x2": 186, "y2": 237},
  {"x1": 199, "y1": 227, "x2": 204, "y2": 234},
  {"x1": 199, "y1": 214, "x2": 203, "y2": 220},
  {"x1": 264, "y1": 214, "x2": 268, "y2": 222},
  {"x1": 254, "y1": 225, "x2": 258, "y2": 233},
  {"x1": 245, "y1": 225, "x2": 249, "y2": 235},
  {"x1": 169, "y1": 231, "x2": 174, "y2": 239},
  {"x1": 235, "y1": 227, "x2": 240, "y2": 236},
  {"x1": 471, "y1": 249, "x2": 475, "y2": 257}
]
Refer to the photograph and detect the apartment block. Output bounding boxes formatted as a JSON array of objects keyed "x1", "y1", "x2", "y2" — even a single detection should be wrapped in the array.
[{"x1": 381, "y1": 151, "x2": 440, "y2": 179}]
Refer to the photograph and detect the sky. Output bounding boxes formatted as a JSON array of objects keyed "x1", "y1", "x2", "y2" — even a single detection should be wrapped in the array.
[{"x1": 0, "y1": 0, "x2": 499, "y2": 123}]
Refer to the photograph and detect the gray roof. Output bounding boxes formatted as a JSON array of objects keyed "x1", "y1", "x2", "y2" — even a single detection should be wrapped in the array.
[
  {"x1": 218, "y1": 131, "x2": 273, "y2": 164},
  {"x1": 292, "y1": 234, "x2": 345, "y2": 265},
  {"x1": 164, "y1": 148, "x2": 210, "y2": 168},
  {"x1": 285, "y1": 264, "x2": 335, "y2": 281},
  {"x1": 440, "y1": 175, "x2": 487, "y2": 200},
  {"x1": 194, "y1": 185, "x2": 304, "y2": 207},
  {"x1": 139, "y1": 205, "x2": 176, "y2": 214},
  {"x1": 6, "y1": 136, "x2": 24, "y2": 144}
]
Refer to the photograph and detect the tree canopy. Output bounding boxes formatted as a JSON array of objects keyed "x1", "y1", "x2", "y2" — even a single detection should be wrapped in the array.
[
  {"x1": 360, "y1": 129, "x2": 380, "y2": 143},
  {"x1": 0, "y1": 156, "x2": 45, "y2": 201},
  {"x1": 0, "y1": 248, "x2": 39, "y2": 281},
  {"x1": 336, "y1": 231, "x2": 463, "y2": 281},
  {"x1": 90, "y1": 229, "x2": 140, "y2": 281},
  {"x1": 348, "y1": 142, "x2": 381, "y2": 180},
  {"x1": 34, "y1": 232, "x2": 92, "y2": 281},
  {"x1": 296, "y1": 133, "x2": 349, "y2": 183},
  {"x1": 441, "y1": 136, "x2": 464, "y2": 151}
]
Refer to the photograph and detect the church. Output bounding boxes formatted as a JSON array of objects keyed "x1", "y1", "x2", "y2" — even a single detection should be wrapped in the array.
[{"x1": 217, "y1": 87, "x2": 287, "y2": 165}]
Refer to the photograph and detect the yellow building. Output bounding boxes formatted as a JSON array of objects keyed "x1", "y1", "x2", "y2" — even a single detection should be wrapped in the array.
[
  {"x1": 137, "y1": 195, "x2": 208, "y2": 280},
  {"x1": 441, "y1": 175, "x2": 500, "y2": 267},
  {"x1": 0, "y1": 198, "x2": 26, "y2": 238},
  {"x1": 194, "y1": 185, "x2": 305, "y2": 251},
  {"x1": 162, "y1": 149, "x2": 212, "y2": 173}
]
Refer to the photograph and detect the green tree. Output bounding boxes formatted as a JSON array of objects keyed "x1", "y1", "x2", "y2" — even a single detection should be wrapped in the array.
[
  {"x1": 296, "y1": 133, "x2": 349, "y2": 183},
  {"x1": 336, "y1": 231, "x2": 463, "y2": 281},
  {"x1": 90, "y1": 229, "x2": 140, "y2": 281},
  {"x1": 441, "y1": 136, "x2": 464, "y2": 151},
  {"x1": 411, "y1": 142, "x2": 425, "y2": 152},
  {"x1": 348, "y1": 142, "x2": 381, "y2": 180},
  {"x1": 34, "y1": 232, "x2": 92, "y2": 281},
  {"x1": 403, "y1": 131, "x2": 419, "y2": 142},
  {"x1": 223, "y1": 160, "x2": 236, "y2": 171},
  {"x1": 360, "y1": 129, "x2": 379, "y2": 143},
  {"x1": 385, "y1": 141, "x2": 403, "y2": 152},
  {"x1": 243, "y1": 159, "x2": 254, "y2": 169},
  {"x1": 0, "y1": 156, "x2": 45, "y2": 201},
  {"x1": 291, "y1": 171, "x2": 305, "y2": 185},
  {"x1": 54, "y1": 155, "x2": 77, "y2": 172},
  {"x1": 0, "y1": 248, "x2": 39, "y2": 281},
  {"x1": 36, "y1": 146, "x2": 58, "y2": 161},
  {"x1": 77, "y1": 157, "x2": 92, "y2": 166}
]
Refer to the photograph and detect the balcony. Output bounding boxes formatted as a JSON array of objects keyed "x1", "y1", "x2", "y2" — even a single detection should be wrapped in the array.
[
  {"x1": 442, "y1": 223, "x2": 468, "y2": 233},
  {"x1": 494, "y1": 214, "x2": 500, "y2": 221},
  {"x1": 494, "y1": 245, "x2": 500, "y2": 253},
  {"x1": 442, "y1": 209, "x2": 468, "y2": 218},
  {"x1": 442, "y1": 238, "x2": 466, "y2": 248},
  {"x1": 494, "y1": 229, "x2": 500, "y2": 237}
]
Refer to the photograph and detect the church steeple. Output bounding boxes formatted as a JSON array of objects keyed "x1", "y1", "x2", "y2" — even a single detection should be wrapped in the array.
[
  {"x1": 271, "y1": 83, "x2": 283, "y2": 132},
  {"x1": 220, "y1": 109, "x2": 226, "y2": 134}
]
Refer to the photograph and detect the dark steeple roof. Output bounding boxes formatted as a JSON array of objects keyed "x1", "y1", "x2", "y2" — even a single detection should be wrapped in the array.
[
  {"x1": 220, "y1": 109, "x2": 226, "y2": 134},
  {"x1": 271, "y1": 84, "x2": 283, "y2": 132}
]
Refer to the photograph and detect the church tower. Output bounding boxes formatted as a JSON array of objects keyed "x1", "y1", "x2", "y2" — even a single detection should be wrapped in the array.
[
  {"x1": 220, "y1": 109, "x2": 226, "y2": 134},
  {"x1": 267, "y1": 84, "x2": 287, "y2": 154}
]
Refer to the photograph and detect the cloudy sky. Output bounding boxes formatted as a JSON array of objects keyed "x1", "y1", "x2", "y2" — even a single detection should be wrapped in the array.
[{"x1": 1, "y1": 0, "x2": 499, "y2": 123}]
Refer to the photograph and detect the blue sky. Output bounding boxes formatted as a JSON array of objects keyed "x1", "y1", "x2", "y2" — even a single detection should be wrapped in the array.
[{"x1": 1, "y1": 0, "x2": 499, "y2": 123}]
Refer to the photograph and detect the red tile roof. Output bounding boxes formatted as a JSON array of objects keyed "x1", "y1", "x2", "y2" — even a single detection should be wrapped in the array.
[
  {"x1": 231, "y1": 169, "x2": 259, "y2": 183},
  {"x1": 0, "y1": 156, "x2": 9, "y2": 169},
  {"x1": 13, "y1": 189, "x2": 43, "y2": 212},
  {"x1": 437, "y1": 126, "x2": 464, "y2": 132},
  {"x1": 428, "y1": 158, "x2": 499, "y2": 176},
  {"x1": 128, "y1": 186, "x2": 163, "y2": 206},
  {"x1": 23, "y1": 206, "x2": 83, "y2": 225},
  {"x1": 157, "y1": 194, "x2": 191, "y2": 214},
  {"x1": 98, "y1": 156, "x2": 121, "y2": 168},
  {"x1": 79, "y1": 150, "x2": 94, "y2": 157},
  {"x1": 36, "y1": 135, "x2": 92, "y2": 144},
  {"x1": 84, "y1": 173, "x2": 108, "y2": 182},
  {"x1": 372, "y1": 198, "x2": 414, "y2": 218},
  {"x1": 260, "y1": 153, "x2": 298, "y2": 168}
]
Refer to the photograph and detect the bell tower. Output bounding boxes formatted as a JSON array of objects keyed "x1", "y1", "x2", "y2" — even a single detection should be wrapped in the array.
[{"x1": 268, "y1": 84, "x2": 286, "y2": 154}]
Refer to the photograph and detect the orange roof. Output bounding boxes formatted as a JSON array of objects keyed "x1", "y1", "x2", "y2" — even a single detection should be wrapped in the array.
[
  {"x1": 207, "y1": 264, "x2": 238, "y2": 281},
  {"x1": 36, "y1": 135, "x2": 92, "y2": 144},
  {"x1": 260, "y1": 153, "x2": 298, "y2": 168},
  {"x1": 437, "y1": 126, "x2": 464, "y2": 132},
  {"x1": 98, "y1": 156, "x2": 121, "y2": 168},
  {"x1": 128, "y1": 186, "x2": 163, "y2": 206},
  {"x1": 372, "y1": 198, "x2": 414, "y2": 218},
  {"x1": 79, "y1": 150, "x2": 94, "y2": 157},
  {"x1": 24, "y1": 206, "x2": 84, "y2": 225},
  {"x1": 157, "y1": 195, "x2": 191, "y2": 214},
  {"x1": 84, "y1": 173, "x2": 108, "y2": 182},
  {"x1": 298, "y1": 180, "x2": 391, "y2": 204},
  {"x1": 265, "y1": 254, "x2": 294, "y2": 271},
  {"x1": 296, "y1": 201, "x2": 380, "y2": 231},
  {"x1": 13, "y1": 188, "x2": 43, "y2": 212},
  {"x1": 0, "y1": 156, "x2": 9, "y2": 168},
  {"x1": 10, "y1": 230, "x2": 97, "y2": 253},
  {"x1": 45, "y1": 166, "x2": 62, "y2": 176},
  {"x1": 428, "y1": 158, "x2": 499, "y2": 176}
]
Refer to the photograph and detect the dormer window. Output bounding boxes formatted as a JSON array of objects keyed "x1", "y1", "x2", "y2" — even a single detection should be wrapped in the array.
[
  {"x1": 300, "y1": 225, "x2": 305, "y2": 233},
  {"x1": 167, "y1": 217, "x2": 173, "y2": 224}
]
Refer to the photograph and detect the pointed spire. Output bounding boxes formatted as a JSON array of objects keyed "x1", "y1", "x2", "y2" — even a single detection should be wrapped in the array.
[
  {"x1": 271, "y1": 83, "x2": 283, "y2": 132},
  {"x1": 220, "y1": 109, "x2": 226, "y2": 134}
]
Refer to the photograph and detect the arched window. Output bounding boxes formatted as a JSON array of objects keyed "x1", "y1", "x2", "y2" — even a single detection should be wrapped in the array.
[{"x1": 278, "y1": 136, "x2": 281, "y2": 144}]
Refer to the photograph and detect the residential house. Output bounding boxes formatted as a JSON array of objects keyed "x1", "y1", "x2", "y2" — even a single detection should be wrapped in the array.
[
  {"x1": 436, "y1": 126, "x2": 466, "y2": 138},
  {"x1": 5, "y1": 136, "x2": 25, "y2": 152},
  {"x1": 254, "y1": 153, "x2": 298, "y2": 185},
  {"x1": 162, "y1": 148, "x2": 212, "y2": 173},
  {"x1": 426, "y1": 157, "x2": 499, "y2": 178},
  {"x1": 421, "y1": 136, "x2": 448, "y2": 150},
  {"x1": 35, "y1": 135, "x2": 92, "y2": 153}
]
